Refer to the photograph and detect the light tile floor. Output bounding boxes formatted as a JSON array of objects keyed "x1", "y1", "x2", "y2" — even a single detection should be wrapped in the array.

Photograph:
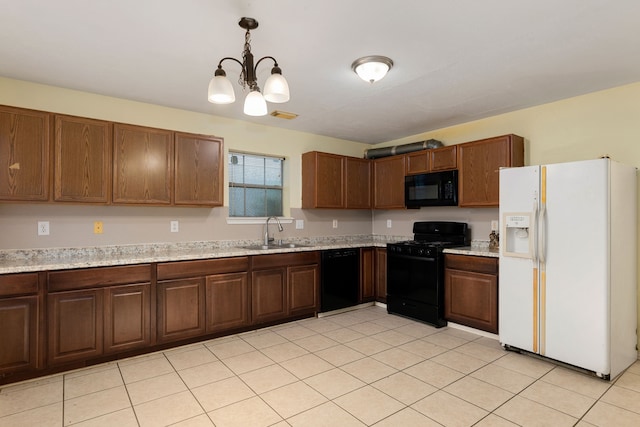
[{"x1": 2, "y1": 305, "x2": 640, "y2": 426}]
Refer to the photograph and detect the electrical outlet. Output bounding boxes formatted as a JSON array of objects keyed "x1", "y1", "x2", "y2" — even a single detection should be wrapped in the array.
[
  {"x1": 332, "y1": 219, "x2": 338, "y2": 229},
  {"x1": 94, "y1": 221, "x2": 103, "y2": 234},
  {"x1": 170, "y1": 220, "x2": 179, "y2": 233},
  {"x1": 386, "y1": 219, "x2": 392, "y2": 228},
  {"x1": 37, "y1": 221, "x2": 50, "y2": 236},
  {"x1": 491, "y1": 220, "x2": 499, "y2": 232},
  {"x1": 295, "y1": 219, "x2": 304, "y2": 230}
]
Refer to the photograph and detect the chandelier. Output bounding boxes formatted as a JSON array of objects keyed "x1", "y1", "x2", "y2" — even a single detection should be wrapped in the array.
[{"x1": 207, "y1": 17, "x2": 290, "y2": 116}]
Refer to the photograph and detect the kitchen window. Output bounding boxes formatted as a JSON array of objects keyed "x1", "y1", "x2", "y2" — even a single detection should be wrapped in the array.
[{"x1": 228, "y1": 152, "x2": 283, "y2": 217}]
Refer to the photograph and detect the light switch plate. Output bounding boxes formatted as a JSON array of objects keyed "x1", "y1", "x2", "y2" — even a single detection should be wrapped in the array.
[
  {"x1": 295, "y1": 219, "x2": 304, "y2": 229},
  {"x1": 386, "y1": 219, "x2": 392, "y2": 228},
  {"x1": 491, "y1": 220, "x2": 499, "y2": 232},
  {"x1": 170, "y1": 220, "x2": 179, "y2": 232},
  {"x1": 332, "y1": 219, "x2": 338, "y2": 229}
]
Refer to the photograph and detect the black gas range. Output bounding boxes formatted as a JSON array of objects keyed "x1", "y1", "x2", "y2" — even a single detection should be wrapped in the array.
[{"x1": 386, "y1": 221, "x2": 468, "y2": 327}]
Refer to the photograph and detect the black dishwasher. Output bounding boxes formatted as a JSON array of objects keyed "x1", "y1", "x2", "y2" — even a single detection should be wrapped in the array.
[{"x1": 321, "y1": 248, "x2": 360, "y2": 312}]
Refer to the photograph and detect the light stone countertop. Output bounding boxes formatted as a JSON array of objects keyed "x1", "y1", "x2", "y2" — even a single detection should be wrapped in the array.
[
  {"x1": 0, "y1": 235, "x2": 411, "y2": 275},
  {"x1": 444, "y1": 240, "x2": 500, "y2": 258}
]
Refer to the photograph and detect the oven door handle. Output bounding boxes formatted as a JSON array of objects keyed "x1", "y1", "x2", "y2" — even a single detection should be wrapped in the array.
[{"x1": 388, "y1": 254, "x2": 436, "y2": 262}]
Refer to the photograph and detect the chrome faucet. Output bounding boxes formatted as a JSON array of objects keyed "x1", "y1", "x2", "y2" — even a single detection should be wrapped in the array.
[{"x1": 264, "y1": 216, "x2": 283, "y2": 245}]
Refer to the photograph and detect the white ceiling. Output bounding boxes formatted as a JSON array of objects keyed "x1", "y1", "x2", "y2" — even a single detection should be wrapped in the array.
[{"x1": 2, "y1": 1, "x2": 640, "y2": 144}]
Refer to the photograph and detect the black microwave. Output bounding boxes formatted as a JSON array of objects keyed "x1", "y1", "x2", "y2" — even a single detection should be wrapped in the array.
[{"x1": 405, "y1": 170, "x2": 458, "y2": 207}]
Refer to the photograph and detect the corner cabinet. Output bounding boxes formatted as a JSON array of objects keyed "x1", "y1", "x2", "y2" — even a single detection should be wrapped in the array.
[
  {"x1": 457, "y1": 134, "x2": 524, "y2": 207},
  {"x1": 0, "y1": 106, "x2": 50, "y2": 201},
  {"x1": 373, "y1": 154, "x2": 406, "y2": 209},
  {"x1": 444, "y1": 254, "x2": 498, "y2": 333},
  {"x1": 251, "y1": 252, "x2": 320, "y2": 324}
]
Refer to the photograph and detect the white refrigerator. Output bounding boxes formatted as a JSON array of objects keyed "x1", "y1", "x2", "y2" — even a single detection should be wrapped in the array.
[{"x1": 499, "y1": 158, "x2": 637, "y2": 379}]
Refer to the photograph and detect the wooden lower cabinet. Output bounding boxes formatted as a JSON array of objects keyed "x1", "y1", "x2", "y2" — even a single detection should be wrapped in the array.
[
  {"x1": 252, "y1": 268, "x2": 288, "y2": 324},
  {"x1": 360, "y1": 248, "x2": 375, "y2": 302},
  {"x1": 444, "y1": 254, "x2": 498, "y2": 333},
  {"x1": 206, "y1": 272, "x2": 250, "y2": 333},
  {"x1": 375, "y1": 248, "x2": 387, "y2": 303},
  {"x1": 289, "y1": 265, "x2": 319, "y2": 315},
  {"x1": 156, "y1": 278, "x2": 206, "y2": 343},
  {"x1": 48, "y1": 289, "x2": 104, "y2": 365},
  {"x1": 104, "y1": 284, "x2": 151, "y2": 353},
  {"x1": 0, "y1": 296, "x2": 39, "y2": 376},
  {"x1": 251, "y1": 252, "x2": 320, "y2": 325}
]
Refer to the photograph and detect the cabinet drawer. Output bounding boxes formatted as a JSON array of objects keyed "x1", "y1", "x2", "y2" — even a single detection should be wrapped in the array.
[
  {"x1": 48, "y1": 265, "x2": 151, "y2": 292},
  {"x1": 251, "y1": 252, "x2": 320, "y2": 270},
  {"x1": 157, "y1": 257, "x2": 249, "y2": 280},
  {"x1": 445, "y1": 254, "x2": 498, "y2": 274},
  {"x1": 0, "y1": 273, "x2": 39, "y2": 297}
]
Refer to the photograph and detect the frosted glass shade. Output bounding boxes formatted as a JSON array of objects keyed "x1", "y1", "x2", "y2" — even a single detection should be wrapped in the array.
[
  {"x1": 244, "y1": 90, "x2": 268, "y2": 116},
  {"x1": 208, "y1": 75, "x2": 235, "y2": 104},
  {"x1": 263, "y1": 73, "x2": 290, "y2": 103},
  {"x1": 352, "y1": 56, "x2": 393, "y2": 83}
]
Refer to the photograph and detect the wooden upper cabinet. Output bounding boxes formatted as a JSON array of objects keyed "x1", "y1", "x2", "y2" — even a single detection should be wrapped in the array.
[
  {"x1": 373, "y1": 154, "x2": 406, "y2": 209},
  {"x1": 54, "y1": 115, "x2": 112, "y2": 203},
  {"x1": 302, "y1": 151, "x2": 344, "y2": 208},
  {"x1": 430, "y1": 145, "x2": 457, "y2": 171},
  {"x1": 174, "y1": 133, "x2": 223, "y2": 206},
  {"x1": 406, "y1": 145, "x2": 457, "y2": 175},
  {"x1": 406, "y1": 151, "x2": 430, "y2": 175},
  {"x1": 345, "y1": 157, "x2": 371, "y2": 209},
  {"x1": 0, "y1": 105, "x2": 49, "y2": 201},
  {"x1": 458, "y1": 134, "x2": 524, "y2": 207},
  {"x1": 113, "y1": 124, "x2": 172, "y2": 204}
]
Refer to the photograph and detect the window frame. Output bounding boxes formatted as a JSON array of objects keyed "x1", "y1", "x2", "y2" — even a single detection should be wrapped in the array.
[{"x1": 227, "y1": 151, "x2": 286, "y2": 219}]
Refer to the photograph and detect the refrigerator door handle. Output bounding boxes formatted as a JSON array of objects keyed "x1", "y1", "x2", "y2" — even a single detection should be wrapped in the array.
[
  {"x1": 539, "y1": 204, "x2": 547, "y2": 263},
  {"x1": 532, "y1": 201, "x2": 539, "y2": 262}
]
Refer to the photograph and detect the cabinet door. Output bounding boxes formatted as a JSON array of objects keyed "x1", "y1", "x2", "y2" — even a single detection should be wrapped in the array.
[
  {"x1": 113, "y1": 123, "x2": 172, "y2": 204},
  {"x1": 373, "y1": 155, "x2": 406, "y2": 209},
  {"x1": 345, "y1": 157, "x2": 371, "y2": 209},
  {"x1": 157, "y1": 278, "x2": 206, "y2": 343},
  {"x1": 288, "y1": 264, "x2": 318, "y2": 316},
  {"x1": 444, "y1": 269, "x2": 498, "y2": 333},
  {"x1": 375, "y1": 248, "x2": 387, "y2": 302},
  {"x1": 0, "y1": 296, "x2": 39, "y2": 375},
  {"x1": 206, "y1": 272, "x2": 249, "y2": 333},
  {"x1": 104, "y1": 283, "x2": 151, "y2": 353},
  {"x1": 174, "y1": 133, "x2": 223, "y2": 206},
  {"x1": 458, "y1": 135, "x2": 524, "y2": 207},
  {"x1": 54, "y1": 115, "x2": 111, "y2": 203},
  {"x1": 406, "y1": 151, "x2": 429, "y2": 175},
  {"x1": 430, "y1": 145, "x2": 457, "y2": 171},
  {"x1": 251, "y1": 268, "x2": 287, "y2": 324},
  {"x1": 301, "y1": 151, "x2": 344, "y2": 208},
  {"x1": 0, "y1": 106, "x2": 49, "y2": 201},
  {"x1": 48, "y1": 290, "x2": 103, "y2": 365},
  {"x1": 360, "y1": 248, "x2": 375, "y2": 302}
]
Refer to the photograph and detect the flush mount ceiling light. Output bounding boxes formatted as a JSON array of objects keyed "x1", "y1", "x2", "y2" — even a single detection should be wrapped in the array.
[
  {"x1": 208, "y1": 17, "x2": 290, "y2": 116},
  {"x1": 351, "y1": 55, "x2": 394, "y2": 83}
]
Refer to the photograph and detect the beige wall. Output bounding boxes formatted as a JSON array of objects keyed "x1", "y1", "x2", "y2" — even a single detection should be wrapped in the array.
[
  {"x1": 0, "y1": 77, "x2": 373, "y2": 249},
  {"x1": 372, "y1": 82, "x2": 640, "y2": 240}
]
